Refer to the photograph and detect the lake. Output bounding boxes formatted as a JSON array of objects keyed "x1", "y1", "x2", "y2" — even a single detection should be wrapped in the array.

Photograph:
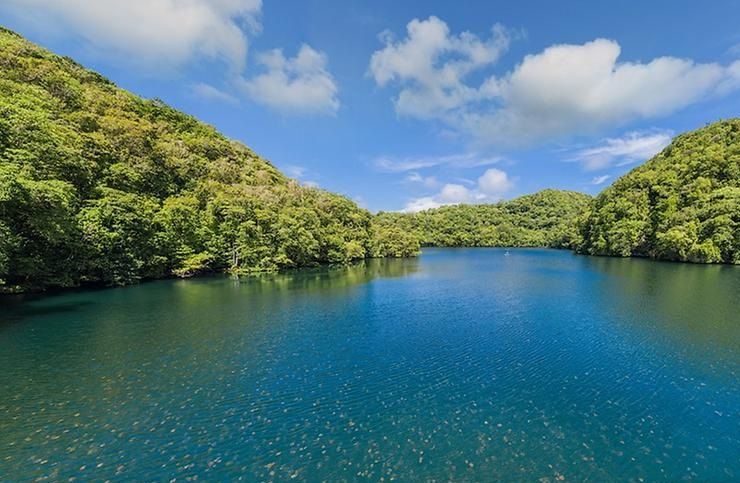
[{"x1": 1, "y1": 248, "x2": 738, "y2": 481}]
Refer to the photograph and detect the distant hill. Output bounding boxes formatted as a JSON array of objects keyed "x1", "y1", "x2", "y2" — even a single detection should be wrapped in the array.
[
  {"x1": 375, "y1": 190, "x2": 592, "y2": 249},
  {"x1": 578, "y1": 119, "x2": 740, "y2": 263},
  {"x1": 0, "y1": 28, "x2": 414, "y2": 292}
]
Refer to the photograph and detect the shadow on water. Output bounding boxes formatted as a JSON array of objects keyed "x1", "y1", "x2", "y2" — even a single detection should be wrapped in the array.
[{"x1": 0, "y1": 296, "x2": 98, "y2": 328}]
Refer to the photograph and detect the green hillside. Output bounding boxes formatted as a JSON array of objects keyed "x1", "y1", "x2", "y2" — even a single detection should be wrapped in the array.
[
  {"x1": 0, "y1": 28, "x2": 415, "y2": 292},
  {"x1": 578, "y1": 119, "x2": 740, "y2": 263},
  {"x1": 375, "y1": 189, "x2": 592, "y2": 249},
  {"x1": 1, "y1": 27, "x2": 735, "y2": 294}
]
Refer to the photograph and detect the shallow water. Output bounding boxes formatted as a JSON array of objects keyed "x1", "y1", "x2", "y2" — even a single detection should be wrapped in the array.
[{"x1": 1, "y1": 249, "x2": 738, "y2": 481}]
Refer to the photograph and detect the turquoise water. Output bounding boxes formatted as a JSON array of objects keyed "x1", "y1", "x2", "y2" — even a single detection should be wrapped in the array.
[{"x1": 1, "y1": 248, "x2": 738, "y2": 481}]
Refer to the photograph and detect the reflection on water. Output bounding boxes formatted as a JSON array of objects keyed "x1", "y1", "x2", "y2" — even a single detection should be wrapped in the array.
[
  {"x1": 2, "y1": 257, "x2": 420, "y2": 322},
  {"x1": 0, "y1": 249, "x2": 737, "y2": 481},
  {"x1": 587, "y1": 256, "x2": 740, "y2": 357},
  {"x1": 235, "y1": 256, "x2": 421, "y2": 292}
]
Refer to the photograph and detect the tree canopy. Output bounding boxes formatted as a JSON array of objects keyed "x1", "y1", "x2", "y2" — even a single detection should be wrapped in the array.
[
  {"x1": 1, "y1": 27, "x2": 736, "y2": 293},
  {"x1": 0, "y1": 28, "x2": 414, "y2": 292},
  {"x1": 578, "y1": 119, "x2": 740, "y2": 264},
  {"x1": 375, "y1": 190, "x2": 592, "y2": 249}
]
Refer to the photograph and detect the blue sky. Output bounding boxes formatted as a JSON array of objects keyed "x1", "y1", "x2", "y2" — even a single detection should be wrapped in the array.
[{"x1": 2, "y1": 0, "x2": 740, "y2": 212}]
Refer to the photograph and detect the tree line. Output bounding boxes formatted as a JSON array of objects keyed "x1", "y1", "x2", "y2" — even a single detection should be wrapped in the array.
[
  {"x1": 1, "y1": 28, "x2": 737, "y2": 293},
  {"x1": 578, "y1": 119, "x2": 740, "y2": 263},
  {"x1": 0, "y1": 28, "x2": 418, "y2": 292},
  {"x1": 375, "y1": 190, "x2": 591, "y2": 250},
  {"x1": 378, "y1": 119, "x2": 739, "y2": 264}
]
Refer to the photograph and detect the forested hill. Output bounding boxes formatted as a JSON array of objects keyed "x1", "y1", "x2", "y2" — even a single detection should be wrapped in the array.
[
  {"x1": 0, "y1": 28, "x2": 418, "y2": 293},
  {"x1": 578, "y1": 119, "x2": 740, "y2": 263},
  {"x1": 375, "y1": 190, "x2": 592, "y2": 249},
  {"x1": 1, "y1": 28, "x2": 735, "y2": 294}
]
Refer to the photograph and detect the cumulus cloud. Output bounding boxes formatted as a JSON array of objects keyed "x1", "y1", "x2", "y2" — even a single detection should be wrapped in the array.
[
  {"x1": 403, "y1": 168, "x2": 513, "y2": 212},
  {"x1": 369, "y1": 16, "x2": 510, "y2": 119},
  {"x1": 571, "y1": 130, "x2": 673, "y2": 170},
  {"x1": 477, "y1": 168, "x2": 513, "y2": 197},
  {"x1": 239, "y1": 45, "x2": 339, "y2": 115},
  {"x1": 4, "y1": 0, "x2": 262, "y2": 71},
  {"x1": 370, "y1": 18, "x2": 740, "y2": 146},
  {"x1": 403, "y1": 196, "x2": 444, "y2": 212},
  {"x1": 4, "y1": 0, "x2": 342, "y2": 116},
  {"x1": 464, "y1": 40, "x2": 731, "y2": 145},
  {"x1": 374, "y1": 152, "x2": 503, "y2": 172},
  {"x1": 438, "y1": 183, "x2": 474, "y2": 203}
]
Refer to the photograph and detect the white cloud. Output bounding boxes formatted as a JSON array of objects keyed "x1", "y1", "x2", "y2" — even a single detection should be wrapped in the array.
[
  {"x1": 4, "y1": 0, "x2": 343, "y2": 117},
  {"x1": 370, "y1": 19, "x2": 740, "y2": 146},
  {"x1": 284, "y1": 165, "x2": 308, "y2": 178},
  {"x1": 4, "y1": 0, "x2": 262, "y2": 71},
  {"x1": 403, "y1": 196, "x2": 443, "y2": 212},
  {"x1": 403, "y1": 168, "x2": 513, "y2": 212},
  {"x1": 477, "y1": 168, "x2": 513, "y2": 198},
  {"x1": 406, "y1": 172, "x2": 440, "y2": 188},
  {"x1": 191, "y1": 82, "x2": 239, "y2": 104},
  {"x1": 374, "y1": 152, "x2": 503, "y2": 172},
  {"x1": 571, "y1": 130, "x2": 673, "y2": 170},
  {"x1": 369, "y1": 16, "x2": 510, "y2": 119},
  {"x1": 438, "y1": 183, "x2": 474, "y2": 203},
  {"x1": 239, "y1": 44, "x2": 339, "y2": 115},
  {"x1": 464, "y1": 40, "x2": 731, "y2": 145},
  {"x1": 716, "y1": 60, "x2": 740, "y2": 96},
  {"x1": 283, "y1": 165, "x2": 320, "y2": 188},
  {"x1": 590, "y1": 175, "x2": 610, "y2": 186}
]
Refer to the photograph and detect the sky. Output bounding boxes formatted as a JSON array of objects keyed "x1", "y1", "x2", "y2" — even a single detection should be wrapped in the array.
[{"x1": 2, "y1": 0, "x2": 740, "y2": 212}]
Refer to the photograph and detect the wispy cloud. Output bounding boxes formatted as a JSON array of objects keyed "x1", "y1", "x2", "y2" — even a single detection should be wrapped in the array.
[
  {"x1": 283, "y1": 164, "x2": 320, "y2": 188},
  {"x1": 405, "y1": 172, "x2": 440, "y2": 188},
  {"x1": 374, "y1": 152, "x2": 503, "y2": 172},
  {"x1": 590, "y1": 175, "x2": 610, "y2": 185},
  {"x1": 284, "y1": 165, "x2": 308, "y2": 178},
  {"x1": 190, "y1": 83, "x2": 239, "y2": 104},
  {"x1": 570, "y1": 130, "x2": 673, "y2": 171}
]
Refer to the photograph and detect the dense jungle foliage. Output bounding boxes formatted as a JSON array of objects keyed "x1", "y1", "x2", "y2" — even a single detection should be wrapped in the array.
[
  {"x1": 0, "y1": 28, "x2": 418, "y2": 292},
  {"x1": 1, "y1": 28, "x2": 736, "y2": 293},
  {"x1": 375, "y1": 190, "x2": 592, "y2": 249},
  {"x1": 578, "y1": 119, "x2": 740, "y2": 263}
]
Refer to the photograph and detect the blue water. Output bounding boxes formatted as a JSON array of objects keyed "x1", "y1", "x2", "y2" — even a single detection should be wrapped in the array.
[{"x1": 1, "y1": 249, "x2": 738, "y2": 480}]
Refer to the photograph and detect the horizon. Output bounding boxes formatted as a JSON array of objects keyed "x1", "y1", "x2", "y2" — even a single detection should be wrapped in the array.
[{"x1": 1, "y1": 1, "x2": 739, "y2": 212}]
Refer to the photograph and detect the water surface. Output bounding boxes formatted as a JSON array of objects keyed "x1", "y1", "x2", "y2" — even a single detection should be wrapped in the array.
[{"x1": 1, "y1": 249, "x2": 738, "y2": 480}]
